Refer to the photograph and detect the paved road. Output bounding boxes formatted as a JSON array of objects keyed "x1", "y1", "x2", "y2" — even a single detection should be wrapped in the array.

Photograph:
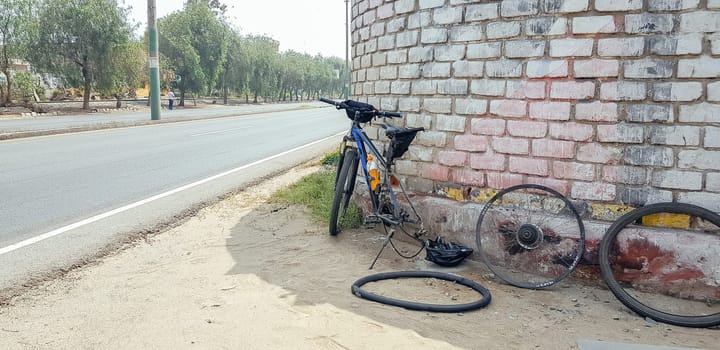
[{"x1": 0, "y1": 105, "x2": 347, "y2": 290}]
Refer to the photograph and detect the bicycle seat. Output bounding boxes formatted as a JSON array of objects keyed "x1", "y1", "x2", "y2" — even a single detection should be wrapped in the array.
[{"x1": 382, "y1": 124, "x2": 424, "y2": 138}]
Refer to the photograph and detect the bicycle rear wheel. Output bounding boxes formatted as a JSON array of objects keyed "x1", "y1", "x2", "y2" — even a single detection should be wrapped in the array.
[
  {"x1": 476, "y1": 184, "x2": 585, "y2": 289},
  {"x1": 599, "y1": 202, "x2": 720, "y2": 328},
  {"x1": 329, "y1": 148, "x2": 359, "y2": 235}
]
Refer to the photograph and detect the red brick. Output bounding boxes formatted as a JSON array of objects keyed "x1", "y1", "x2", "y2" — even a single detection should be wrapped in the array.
[
  {"x1": 492, "y1": 137, "x2": 530, "y2": 155},
  {"x1": 452, "y1": 169, "x2": 485, "y2": 186},
  {"x1": 509, "y1": 157, "x2": 549, "y2": 176},
  {"x1": 507, "y1": 120, "x2": 548, "y2": 138},
  {"x1": 454, "y1": 135, "x2": 489, "y2": 152},
  {"x1": 529, "y1": 101, "x2": 571, "y2": 120},
  {"x1": 532, "y1": 139, "x2": 576, "y2": 159},
  {"x1": 438, "y1": 150, "x2": 467, "y2": 166},
  {"x1": 487, "y1": 172, "x2": 524, "y2": 189},
  {"x1": 526, "y1": 176, "x2": 570, "y2": 196},
  {"x1": 571, "y1": 182, "x2": 616, "y2": 201},
  {"x1": 490, "y1": 99, "x2": 527, "y2": 117},
  {"x1": 549, "y1": 122, "x2": 594, "y2": 141},
  {"x1": 471, "y1": 118, "x2": 506, "y2": 135},
  {"x1": 469, "y1": 153, "x2": 506, "y2": 171},
  {"x1": 421, "y1": 164, "x2": 450, "y2": 181},
  {"x1": 553, "y1": 161, "x2": 596, "y2": 181},
  {"x1": 577, "y1": 143, "x2": 622, "y2": 164}
]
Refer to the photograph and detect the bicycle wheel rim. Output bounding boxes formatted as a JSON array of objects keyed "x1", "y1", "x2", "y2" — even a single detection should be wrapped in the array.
[
  {"x1": 475, "y1": 184, "x2": 585, "y2": 289},
  {"x1": 599, "y1": 202, "x2": 720, "y2": 328}
]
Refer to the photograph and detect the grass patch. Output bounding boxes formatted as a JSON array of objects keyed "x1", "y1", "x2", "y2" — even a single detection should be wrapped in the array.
[{"x1": 272, "y1": 168, "x2": 363, "y2": 229}]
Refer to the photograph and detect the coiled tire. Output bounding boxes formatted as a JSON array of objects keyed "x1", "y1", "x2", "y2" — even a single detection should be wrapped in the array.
[{"x1": 351, "y1": 270, "x2": 492, "y2": 313}]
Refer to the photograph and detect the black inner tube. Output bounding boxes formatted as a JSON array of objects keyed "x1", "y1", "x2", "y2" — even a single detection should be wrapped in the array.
[{"x1": 351, "y1": 270, "x2": 492, "y2": 313}]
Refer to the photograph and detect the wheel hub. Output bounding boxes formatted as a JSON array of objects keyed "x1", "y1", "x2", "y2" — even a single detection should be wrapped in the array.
[{"x1": 516, "y1": 223, "x2": 543, "y2": 249}]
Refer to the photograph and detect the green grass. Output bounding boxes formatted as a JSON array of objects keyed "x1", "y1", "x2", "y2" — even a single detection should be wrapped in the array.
[{"x1": 271, "y1": 166, "x2": 363, "y2": 229}]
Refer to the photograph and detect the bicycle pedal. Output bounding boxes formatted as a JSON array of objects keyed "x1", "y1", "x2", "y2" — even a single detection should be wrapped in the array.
[{"x1": 364, "y1": 216, "x2": 382, "y2": 225}]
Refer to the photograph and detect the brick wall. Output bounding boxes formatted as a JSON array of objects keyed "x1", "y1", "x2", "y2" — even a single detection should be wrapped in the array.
[{"x1": 350, "y1": 0, "x2": 720, "y2": 212}]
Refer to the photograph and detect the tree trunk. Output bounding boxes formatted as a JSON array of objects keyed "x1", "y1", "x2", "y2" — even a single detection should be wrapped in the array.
[
  {"x1": 223, "y1": 86, "x2": 228, "y2": 105},
  {"x1": 1, "y1": 68, "x2": 10, "y2": 106},
  {"x1": 253, "y1": 93, "x2": 257, "y2": 104},
  {"x1": 115, "y1": 95, "x2": 122, "y2": 109}
]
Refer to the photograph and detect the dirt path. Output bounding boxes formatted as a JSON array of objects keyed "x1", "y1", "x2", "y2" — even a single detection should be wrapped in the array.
[{"x1": 0, "y1": 164, "x2": 716, "y2": 349}]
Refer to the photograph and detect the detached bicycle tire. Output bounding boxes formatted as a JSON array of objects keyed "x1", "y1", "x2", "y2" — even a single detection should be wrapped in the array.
[
  {"x1": 599, "y1": 202, "x2": 720, "y2": 328},
  {"x1": 351, "y1": 271, "x2": 491, "y2": 313}
]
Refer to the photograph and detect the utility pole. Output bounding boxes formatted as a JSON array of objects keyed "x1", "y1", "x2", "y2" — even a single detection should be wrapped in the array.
[
  {"x1": 148, "y1": 0, "x2": 161, "y2": 120},
  {"x1": 345, "y1": 0, "x2": 350, "y2": 99}
]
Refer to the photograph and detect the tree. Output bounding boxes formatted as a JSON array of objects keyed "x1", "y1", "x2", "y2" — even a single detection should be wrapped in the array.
[
  {"x1": 245, "y1": 35, "x2": 278, "y2": 103},
  {"x1": 0, "y1": 0, "x2": 32, "y2": 106},
  {"x1": 95, "y1": 40, "x2": 146, "y2": 108},
  {"x1": 25, "y1": 0, "x2": 135, "y2": 109},
  {"x1": 158, "y1": 1, "x2": 228, "y2": 106}
]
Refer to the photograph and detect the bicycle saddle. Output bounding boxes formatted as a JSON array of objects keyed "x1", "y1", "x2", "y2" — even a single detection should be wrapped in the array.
[{"x1": 381, "y1": 124, "x2": 424, "y2": 138}]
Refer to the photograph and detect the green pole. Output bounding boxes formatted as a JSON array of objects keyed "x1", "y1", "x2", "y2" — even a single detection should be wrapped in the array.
[{"x1": 148, "y1": 0, "x2": 161, "y2": 120}]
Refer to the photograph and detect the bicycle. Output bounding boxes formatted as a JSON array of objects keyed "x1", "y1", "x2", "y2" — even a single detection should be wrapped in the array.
[
  {"x1": 319, "y1": 98, "x2": 426, "y2": 268},
  {"x1": 598, "y1": 202, "x2": 720, "y2": 328}
]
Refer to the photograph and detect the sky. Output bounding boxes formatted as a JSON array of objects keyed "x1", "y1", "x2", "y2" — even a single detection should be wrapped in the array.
[{"x1": 124, "y1": 0, "x2": 348, "y2": 58}]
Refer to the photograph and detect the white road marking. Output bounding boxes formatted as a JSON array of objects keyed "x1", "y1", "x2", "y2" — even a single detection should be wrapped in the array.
[
  {"x1": 190, "y1": 126, "x2": 252, "y2": 137},
  {"x1": 0, "y1": 131, "x2": 345, "y2": 256}
]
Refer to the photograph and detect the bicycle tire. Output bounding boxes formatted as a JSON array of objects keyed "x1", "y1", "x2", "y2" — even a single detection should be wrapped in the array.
[
  {"x1": 475, "y1": 184, "x2": 585, "y2": 289},
  {"x1": 351, "y1": 270, "x2": 492, "y2": 313},
  {"x1": 599, "y1": 202, "x2": 720, "y2": 328},
  {"x1": 329, "y1": 148, "x2": 358, "y2": 235}
]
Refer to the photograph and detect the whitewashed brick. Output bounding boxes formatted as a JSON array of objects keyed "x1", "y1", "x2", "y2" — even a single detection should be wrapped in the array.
[
  {"x1": 453, "y1": 61, "x2": 484, "y2": 78},
  {"x1": 366, "y1": 67, "x2": 379, "y2": 81},
  {"x1": 649, "y1": 34, "x2": 703, "y2": 55},
  {"x1": 542, "y1": 0, "x2": 589, "y2": 13},
  {"x1": 486, "y1": 59, "x2": 523, "y2": 77},
  {"x1": 679, "y1": 192, "x2": 720, "y2": 212},
  {"x1": 706, "y1": 126, "x2": 720, "y2": 148},
  {"x1": 709, "y1": 82, "x2": 720, "y2": 102},
  {"x1": 506, "y1": 81, "x2": 546, "y2": 99},
  {"x1": 679, "y1": 103, "x2": 720, "y2": 123},
  {"x1": 387, "y1": 50, "x2": 408, "y2": 64},
  {"x1": 370, "y1": 23, "x2": 385, "y2": 38},
  {"x1": 409, "y1": 47, "x2": 433, "y2": 62},
  {"x1": 680, "y1": 11, "x2": 720, "y2": 33},
  {"x1": 573, "y1": 16, "x2": 617, "y2": 34},
  {"x1": 501, "y1": 0, "x2": 539, "y2": 17},
  {"x1": 576, "y1": 102, "x2": 618, "y2": 122},
  {"x1": 625, "y1": 14, "x2": 674, "y2": 33},
  {"x1": 678, "y1": 150, "x2": 720, "y2": 170},
  {"x1": 653, "y1": 82, "x2": 703, "y2": 102},
  {"x1": 491, "y1": 100, "x2": 528, "y2": 117},
  {"x1": 487, "y1": 22, "x2": 521, "y2": 39},
  {"x1": 399, "y1": 98, "x2": 421, "y2": 112},
  {"x1": 391, "y1": 81, "x2": 410, "y2": 94},
  {"x1": 466, "y1": 3, "x2": 499, "y2": 21},
  {"x1": 434, "y1": 45, "x2": 466, "y2": 62},
  {"x1": 574, "y1": 59, "x2": 620, "y2": 78},
  {"x1": 711, "y1": 34, "x2": 720, "y2": 55},
  {"x1": 550, "y1": 81, "x2": 595, "y2": 99},
  {"x1": 526, "y1": 59, "x2": 568, "y2": 78},
  {"x1": 379, "y1": 66, "x2": 397, "y2": 80},
  {"x1": 406, "y1": 113, "x2": 432, "y2": 129},
  {"x1": 649, "y1": 126, "x2": 701, "y2": 146},
  {"x1": 624, "y1": 59, "x2": 674, "y2": 78},
  {"x1": 433, "y1": 7, "x2": 463, "y2": 25},
  {"x1": 598, "y1": 37, "x2": 644, "y2": 57},
  {"x1": 395, "y1": 0, "x2": 415, "y2": 14},
  {"x1": 375, "y1": 81, "x2": 390, "y2": 94},
  {"x1": 396, "y1": 31, "x2": 419, "y2": 47},
  {"x1": 467, "y1": 43, "x2": 502, "y2": 59},
  {"x1": 530, "y1": 101, "x2": 571, "y2": 120},
  {"x1": 423, "y1": 98, "x2": 453, "y2": 114},
  {"x1": 408, "y1": 12, "x2": 431, "y2": 29},
  {"x1": 422, "y1": 62, "x2": 451, "y2": 78},
  {"x1": 526, "y1": 17, "x2": 568, "y2": 36},
  {"x1": 649, "y1": 0, "x2": 700, "y2": 11},
  {"x1": 437, "y1": 115, "x2": 467, "y2": 132},
  {"x1": 411, "y1": 80, "x2": 437, "y2": 94},
  {"x1": 387, "y1": 18, "x2": 406, "y2": 33},
  {"x1": 678, "y1": 57, "x2": 720, "y2": 78},
  {"x1": 378, "y1": 35, "x2": 395, "y2": 50},
  {"x1": 596, "y1": 0, "x2": 642, "y2": 11},
  {"x1": 419, "y1": 0, "x2": 444, "y2": 9},
  {"x1": 450, "y1": 25, "x2": 484, "y2": 42},
  {"x1": 421, "y1": 28, "x2": 448, "y2": 44},
  {"x1": 438, "y1": 80, "x2": 469, "y2": 95},
  {"x1": 471, "y1": 79, "x2": 506, "y2": 96},
  {"x1": 600, "y1": 82, "x2": 646, "y2": 101},
  {"x1": 505, "y1": 40, "x2": 546, "y2": 58},
  {"x1": 625, "y1": 104, "x2": 674, "y2": 123},
  {"x1": 380, "y1": 97, "x2": 398, "y2": 110},
  {"x1": 455, "y1": 99, "x2": 488, "y2": 115},
  {"x1": 597, "y1": 124, "x2": 644, "y2": 143},
  {"x1": 708, "y1": 173, "x2": 720, "y2": 192},
  {"x1": 652, "y1": 170, "x2": 703, "y2": 190},
  {"x1": 549, "y1": 38, "x2": 593, "y2": 57},
  {"x1": 399, "y1": 64, "x2": 421, "y2": 79},
  {"x1": 625, "y1": 146, "x2": 674, "y2": 167}
]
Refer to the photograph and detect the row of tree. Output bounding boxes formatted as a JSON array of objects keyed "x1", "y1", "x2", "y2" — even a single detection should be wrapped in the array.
[{"x1": 0, "y1": 0, "x2": 348, "y2": 109}]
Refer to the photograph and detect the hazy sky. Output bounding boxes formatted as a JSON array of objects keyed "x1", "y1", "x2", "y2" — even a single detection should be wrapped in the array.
[{"x1": 125, "y1": 0, "x2": 348, "y2": 58}]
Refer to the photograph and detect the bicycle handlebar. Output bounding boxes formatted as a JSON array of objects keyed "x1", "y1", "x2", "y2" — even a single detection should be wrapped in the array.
[{"x1": 319, "y1": 97, "x2": 402, "y2": 119}]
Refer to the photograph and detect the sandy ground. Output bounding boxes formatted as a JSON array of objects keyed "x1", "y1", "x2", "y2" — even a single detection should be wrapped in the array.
[{"x1": 0, "y1": 164, "x2": 716, "y2": 350}]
